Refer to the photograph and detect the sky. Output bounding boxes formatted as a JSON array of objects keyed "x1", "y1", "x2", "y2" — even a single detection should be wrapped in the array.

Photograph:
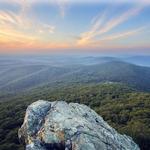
[{"x1": 0, "y1": 0, "x2": 150, "y2": 54}]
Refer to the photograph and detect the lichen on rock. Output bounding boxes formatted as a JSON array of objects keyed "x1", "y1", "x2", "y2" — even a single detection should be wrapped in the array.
[{"x1": 18, "y1": 100, "x2": 140, "y2": 150}]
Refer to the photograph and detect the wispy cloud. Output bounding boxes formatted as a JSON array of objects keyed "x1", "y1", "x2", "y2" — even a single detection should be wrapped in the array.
[
  {"x1": 0, "y1": 10, "x2": 55, "y2": 49},
  {"x1": 0, "y1": 0, "x2": 149, "y2": 52},
  {"x1": 13, "y1": 0, "x2": 69, "y2": 18},
  {"x1": 56, "y1": 0, "x2": 66, "y2": 18},
  {"x1": 5, "y1": 0, "x2": 150, "y2": 4},
  {"x1": 77, "y1": 6, "x2": 145, "y2": 46},
  {"x1": 92, "y1": 27, "x2": 145, "y2": 45}
]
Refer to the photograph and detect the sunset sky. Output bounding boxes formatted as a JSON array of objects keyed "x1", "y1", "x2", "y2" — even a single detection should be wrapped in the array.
[{"x1": 0, "y1": 0, "x2": 150, "y2": 54}]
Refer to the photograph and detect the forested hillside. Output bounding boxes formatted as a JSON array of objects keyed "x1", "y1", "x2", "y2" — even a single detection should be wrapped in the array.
[{"x1": 0, "y1": 83, "x2": 150, "y2": 150}]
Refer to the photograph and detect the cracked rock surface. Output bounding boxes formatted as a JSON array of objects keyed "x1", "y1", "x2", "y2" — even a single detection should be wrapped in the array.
[{"x1": 18, "y1": 100, "x2": 140, "y2": 150}]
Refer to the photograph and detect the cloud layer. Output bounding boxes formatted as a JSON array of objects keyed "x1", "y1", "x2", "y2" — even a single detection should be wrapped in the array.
[
  {"x1": 77, "y1": 6, "x2": 146, "y2": 48},
  {"x1": 0, "y1": 0, "x2": 149, "y2": 53}
]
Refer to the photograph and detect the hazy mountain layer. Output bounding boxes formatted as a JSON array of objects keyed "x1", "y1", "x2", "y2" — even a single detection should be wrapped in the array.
[{"x1": 1, "y1": 58, "x2": 150, "y2": 93}]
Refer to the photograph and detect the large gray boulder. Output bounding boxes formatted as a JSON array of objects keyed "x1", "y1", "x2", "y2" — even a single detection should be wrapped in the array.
[{"x1": 18, "y1": 100, "x2": 140, "y2": 150}]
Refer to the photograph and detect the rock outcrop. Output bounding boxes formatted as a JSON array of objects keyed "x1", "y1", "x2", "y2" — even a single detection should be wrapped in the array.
[{"x1": 18, "y1": 100, "x2": 140, "y2": 150}]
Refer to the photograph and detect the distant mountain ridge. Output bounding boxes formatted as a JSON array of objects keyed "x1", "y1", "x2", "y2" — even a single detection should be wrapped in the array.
[
  {"x1": 124, "y1": 56, "x2": 150, "y2": 66},
  {"x1": 1, "y1": 60, "x2": 150, "y2": 93},
  {"x1": 61, "y1": 61, "x2": 150, "y2": 91},
  {"x1": 1, "y1": 55, "x2": 150, "y2": 95}
]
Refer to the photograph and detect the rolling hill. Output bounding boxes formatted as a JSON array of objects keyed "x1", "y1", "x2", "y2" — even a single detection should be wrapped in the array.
[
  {"x1": 57, "y1": 61, "x2": 150, "y2": 91},
  {"x1": 1, "y1": 60, "x2": 150, "y2": 94}
]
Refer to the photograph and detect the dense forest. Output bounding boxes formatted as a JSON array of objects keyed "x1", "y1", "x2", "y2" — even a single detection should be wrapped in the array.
[{"x1": 0, "y1": 83, "x2": 150, "y2": 150}]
